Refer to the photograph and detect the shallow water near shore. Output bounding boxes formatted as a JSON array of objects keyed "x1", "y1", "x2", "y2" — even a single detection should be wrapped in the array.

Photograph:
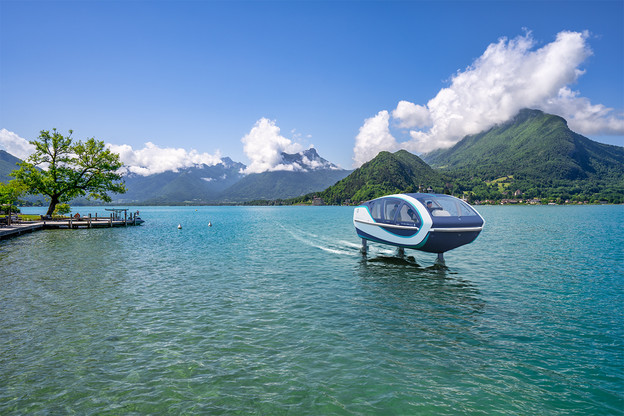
[{"x1": 1, "y1": 205, "x2": 623, "y2": 414}]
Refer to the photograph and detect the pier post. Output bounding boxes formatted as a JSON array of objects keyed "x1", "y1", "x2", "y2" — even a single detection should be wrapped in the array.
[
  {"x1": 124, "y1": 210, "x2": 127, "y2": 227},
  {"x1": 361, "y1": 238, "x2": 368, "y2": 255},
  {"x1": 109, "y1": 214, "x2": 112, "y2": 227}
]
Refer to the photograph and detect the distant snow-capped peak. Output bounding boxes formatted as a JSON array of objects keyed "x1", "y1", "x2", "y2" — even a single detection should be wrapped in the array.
[{"x1": 279, "y1": 148, "x2": 342, "y2": 172}]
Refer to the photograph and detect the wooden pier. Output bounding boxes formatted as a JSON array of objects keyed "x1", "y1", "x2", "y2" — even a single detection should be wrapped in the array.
[
  {"x1": 0, "y1": 222, "x2": 46, "y2": 240},
  {"x1": 0, "y1": 211, "x2": 144, "y2": 241}
]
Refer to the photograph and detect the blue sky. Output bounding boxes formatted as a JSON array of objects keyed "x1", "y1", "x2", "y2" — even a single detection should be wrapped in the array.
[{"x1": 1, "y1": 0, "x2": 622, "y2": 173}]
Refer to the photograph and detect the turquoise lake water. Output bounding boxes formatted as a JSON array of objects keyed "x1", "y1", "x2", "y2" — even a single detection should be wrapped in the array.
[{"x1": 1, "y1": 205, "x2": 623, "y2": 415}]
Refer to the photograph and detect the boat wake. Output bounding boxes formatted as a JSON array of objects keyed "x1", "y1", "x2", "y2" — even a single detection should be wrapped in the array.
[
  {"x1": 277, "y1": 223, "x2": 444, "y2": 269},
  {"x1": 279, "y1": 224, "x2": 360, "y2": 256},
  {"x1": 278, "y1": 223, "x2": 423, "y2": 262}
]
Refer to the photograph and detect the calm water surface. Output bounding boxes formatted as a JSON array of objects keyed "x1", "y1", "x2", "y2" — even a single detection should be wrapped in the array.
[{"x1": 1, "y1": 205, "x2": 623, "y2": 415}]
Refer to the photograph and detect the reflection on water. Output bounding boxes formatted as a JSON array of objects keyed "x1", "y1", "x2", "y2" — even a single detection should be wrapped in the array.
[
  {"x1": 364, "y1": 254, "x2": 421, "y2": 266},
  {"x1": 356, "y1": 252, "x2": 486, "y2": 329}
]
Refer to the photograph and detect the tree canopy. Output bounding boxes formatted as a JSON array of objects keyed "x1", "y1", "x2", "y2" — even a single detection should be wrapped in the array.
[
  {"x1": 11, "y1": 129, "x2": 126, "y2": 216},
  {"x1": 0, "y1": 180, "x2": 27, "y2": 224}
]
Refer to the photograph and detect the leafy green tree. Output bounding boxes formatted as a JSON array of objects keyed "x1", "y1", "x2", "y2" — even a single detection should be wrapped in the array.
[
  {"x1": 11, "y1": 129, "x2": 126, "y2": 216},
  {"x1": 0, "y1": 180, "x2": 27, "y2": 225},
  {"x1": 53, "y1": 203, "x2": 72, "y2": 217}
]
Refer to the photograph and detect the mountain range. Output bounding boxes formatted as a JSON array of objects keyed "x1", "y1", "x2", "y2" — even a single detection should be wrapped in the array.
[
  {"x1": 217, "y1": 148, "x2": 349, "y2": 203},
  {"x1": 1, "y1": 146, "x2": 351, "y2": 205},
  {"x1": 302, "y1": 109, "x2": 623, "y2": 204},
  {"x1": 424, "y1": 109, "x2": 624, "y2": 182},
  {"x1": 310, "y1": 150, "x2": 443, "y2": 205},
  {"x1": 3, "y1": 109, "x2": 623, "y2": 205},
  {"x1": 114, "y1": 157, "x2": 246, "y2": 204}
]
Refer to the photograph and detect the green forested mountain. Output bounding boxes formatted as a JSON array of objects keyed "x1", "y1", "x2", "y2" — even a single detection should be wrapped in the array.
[
  {"x1": 308, "y1": 150, "x2": 443, "y2": 204},
  {"x1": 0, "y1": 150, "x2": 22, "y2": 182},
  {"x1": 107, "y1": 158, "x2": 246, "y2": 204},
  {"x1": 424, "y1": 109, "x2": 623, "y2": 181},
  {"x1": 287, "y1": 109, "x2": 623, "y2": 205},
  {"x1": 218, "y1": 169, "x2": 352, "y2": 202},
  {"x1": 216, "y1": 148, "x2": 351, "y2": 202},
  {"x1": 423, "y1": 109, "x2": 624, "y2": 202}
]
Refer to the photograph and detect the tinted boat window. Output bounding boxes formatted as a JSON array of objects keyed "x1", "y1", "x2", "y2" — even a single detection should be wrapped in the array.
[
  {"x1": 458, "y1": 200, "x2": 478, "y2": 216},
  {"x1": 396, "y1": 203, "x2": 420, "y2": 226},
  {"x1": 435, "y1": 198, "x2": 459, "y2": 216},
  {"x1": 384, "y1": 198, "x2": 402, "y2": 222},
  {"x1": 369, "y1": 200, "x2": 383, "y2": 221},
  {"x1": 417, "y1": 196, "x2": 478, "y2": 217}
]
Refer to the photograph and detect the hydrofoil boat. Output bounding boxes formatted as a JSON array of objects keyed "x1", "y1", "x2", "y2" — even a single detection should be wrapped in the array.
[{"x1": 353, "y1": 193, "x2": 485, "y2": 263}]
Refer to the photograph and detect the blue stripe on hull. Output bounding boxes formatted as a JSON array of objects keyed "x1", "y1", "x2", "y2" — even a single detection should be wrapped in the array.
[
  {"x1": 379, "y1": 225, "x2": 419, "y2": 237},
  {"x1": 356, "y1": 228, "x2": 429, "y2": 250}
]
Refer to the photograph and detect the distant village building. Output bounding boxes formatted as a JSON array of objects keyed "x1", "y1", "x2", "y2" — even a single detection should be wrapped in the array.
[{"x1": 312, "y1": 197, "x2": 325, "y2": 206}]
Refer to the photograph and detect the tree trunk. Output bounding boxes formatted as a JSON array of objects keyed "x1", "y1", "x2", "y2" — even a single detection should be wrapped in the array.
[{"x1": 46, "y1": 195, "x2": 59, "y2": 217}]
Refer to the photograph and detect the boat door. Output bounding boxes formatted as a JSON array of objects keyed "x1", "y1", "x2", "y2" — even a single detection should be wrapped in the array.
[
  {"x1": 372, "y1": 197, "x2": 403, "y2": 224},
  {"x1": 394, "y1": 201, "x2": 421, "y2": 228},
  {"x1": 377, "y1": 197, "x2": 421, "y2": 237}
]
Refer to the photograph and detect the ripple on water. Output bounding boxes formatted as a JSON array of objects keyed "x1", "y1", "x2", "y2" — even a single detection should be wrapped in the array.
[{"x1": 1, "y1": 205, "x2": 623, "y2": 415}]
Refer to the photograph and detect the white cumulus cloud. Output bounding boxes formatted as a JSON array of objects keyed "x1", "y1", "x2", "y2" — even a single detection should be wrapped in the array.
[
  {"x1": 107, "y1": 142, "x2": 222, "y2": 176},
  {"x1": 241, "y1": 118, "x2": 303, "y2": 174},
  {"x1": 353, "y1": 111, "x2": 400, "y2": 167},
  {"x1": 541, "y1": 87, "x2": 624, "y2": 135},
  {"x1": 0, "y1": 129, "x2": 36, "y2": 160},
  {"x1": 0, "y1": 129, "x2": 223, "y2": 176},
  {"x1": 392, "y1": 101, "x2": 431, "y2": 129},
  {"x1": 353, "y1": 30, "x2": 624, "y2": 166}
]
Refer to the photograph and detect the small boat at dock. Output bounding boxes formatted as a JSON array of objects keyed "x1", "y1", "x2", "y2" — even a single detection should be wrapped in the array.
[{"x1": 105, "y1": 208, "x2": 144, "y2": 225}]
